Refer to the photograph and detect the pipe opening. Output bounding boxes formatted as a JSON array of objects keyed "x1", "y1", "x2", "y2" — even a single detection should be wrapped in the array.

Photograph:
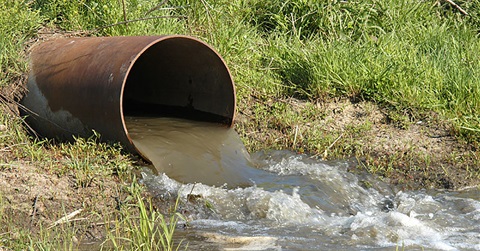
[{"x1": 122, "y1": 37, "x2": 235, "y2": 126}]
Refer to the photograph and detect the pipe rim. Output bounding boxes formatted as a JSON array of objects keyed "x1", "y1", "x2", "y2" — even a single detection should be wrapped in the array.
[{"x1": 119, "y1": 35, "x2": 236, "y2": 161}]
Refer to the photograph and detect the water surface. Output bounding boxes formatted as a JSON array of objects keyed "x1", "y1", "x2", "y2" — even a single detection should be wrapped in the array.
[{"x1": 127, "y1": 117, "x2": 480, "y2": 251}]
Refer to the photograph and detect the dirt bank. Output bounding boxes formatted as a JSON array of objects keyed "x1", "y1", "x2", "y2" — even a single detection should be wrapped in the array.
[{"x1": 236, "y1": 96, "x2": 480, "y2": 190}]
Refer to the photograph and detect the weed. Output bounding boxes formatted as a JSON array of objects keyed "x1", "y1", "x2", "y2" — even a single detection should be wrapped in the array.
[
  {"x1": 57, "y1": 132, "x2": 129, "y2": 188},
  {"x1": 103, "y1": 178, "x2": 185, "y2": 251}
]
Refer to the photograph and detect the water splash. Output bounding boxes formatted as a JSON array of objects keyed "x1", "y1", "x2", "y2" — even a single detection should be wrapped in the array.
[{"x1": 128, "y1": 117, "x2": 480, "y2": 250}]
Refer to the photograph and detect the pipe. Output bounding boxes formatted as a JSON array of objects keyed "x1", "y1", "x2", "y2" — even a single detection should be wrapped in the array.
[{"x1": 20, "y1": 36, "x2": 236, "y2": 158}]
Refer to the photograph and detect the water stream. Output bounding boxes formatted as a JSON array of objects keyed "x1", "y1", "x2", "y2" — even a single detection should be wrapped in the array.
[{"x1": 126, "y1": 117, "x2": 480, "y2": 251}]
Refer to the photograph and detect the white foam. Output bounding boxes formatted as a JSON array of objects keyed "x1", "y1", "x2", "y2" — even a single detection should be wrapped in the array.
[
  {"x1": 200, "y1": 232, "x2": 281, "y2": 251},
  {"x1": 140, "y1": 155, "x2": 480, "y2": 251}
]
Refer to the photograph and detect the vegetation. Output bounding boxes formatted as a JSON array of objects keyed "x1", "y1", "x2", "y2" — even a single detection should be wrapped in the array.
[
  {"x1": 1, "y1": 0, "x2": 480, "y2": 249},
  {"x1": 103, "y1": 179, "x2": 185, "y2": 251}
]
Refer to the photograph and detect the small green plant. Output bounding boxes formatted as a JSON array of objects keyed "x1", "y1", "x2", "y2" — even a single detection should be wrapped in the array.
[
  {"x1": 54, "y1": 131, "x2": 132, "y2": 187},
  {"x1": 104, "y1": 179, "x2": 185, "y2": 251},
  {"x1": 134, "y1": 195, "x2": 183, "y2": 251}
]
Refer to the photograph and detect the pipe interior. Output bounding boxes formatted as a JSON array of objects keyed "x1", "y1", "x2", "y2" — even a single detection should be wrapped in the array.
[{"x1": 123, "y1": 37, "x2": 235, "y2": 125}]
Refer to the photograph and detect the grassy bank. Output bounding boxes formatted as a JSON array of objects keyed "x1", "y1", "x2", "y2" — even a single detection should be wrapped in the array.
[
  {"x1": 18, "y1": 0, "x2": 480, "y2": 141},
  {"x1": 1, "y1": 0, "x2": 480, "y2": 249}
]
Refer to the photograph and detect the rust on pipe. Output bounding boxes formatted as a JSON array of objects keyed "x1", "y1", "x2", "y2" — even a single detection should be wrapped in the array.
[{"x1": 21, "y1": 36, "x2": 236, "y2": 158}]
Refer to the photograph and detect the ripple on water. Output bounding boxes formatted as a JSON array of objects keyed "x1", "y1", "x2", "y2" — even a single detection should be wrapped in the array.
[{"x1": 131, "y1": 117, "x2": 480, "y2": 251}]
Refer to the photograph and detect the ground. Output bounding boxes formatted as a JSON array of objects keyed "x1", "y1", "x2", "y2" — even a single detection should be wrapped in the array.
[
  {"x1": 236, "y1": 96, "x2": 480, "y2": 190},
  {"x1": 0, "y1": 160, "x2": 131, "y2": 247},
  {"x1": 0, "y1": 96, "x2": 479, "y2": 248}
]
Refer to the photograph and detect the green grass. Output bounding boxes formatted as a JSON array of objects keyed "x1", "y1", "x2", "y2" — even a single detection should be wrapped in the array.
[
  {"x1": 103, "y1": 179, "x2": 185, "y2": 251},
  {"x1": 170, "y1": 0, "x2": 480, "y2": 142},
  {"x1": 6, "y1": 0, "x2": 479, "y2": 139},
  {"x1": 2, "y1": 0, "x2": 480, "y2": 138},
  {"x1": 57, "y1": 132, "x2": 131, "y2": 188},
  {"x1": 255, "y1": 1, "x2": 480, "y2": 139},
  {"x1": 0, "y1": 1, "x2": 40, "y2": 93}
]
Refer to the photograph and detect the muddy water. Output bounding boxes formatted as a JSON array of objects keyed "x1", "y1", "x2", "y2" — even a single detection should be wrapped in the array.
[
  {"x1": 126, "y1": 116, "x2": 262, "y2": 187},
  {"x1": 127, "y1": 117, "x2": 480, "y2": 251}
]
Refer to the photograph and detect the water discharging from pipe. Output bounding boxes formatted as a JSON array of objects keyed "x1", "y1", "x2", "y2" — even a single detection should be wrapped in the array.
[
  {"x1": 126, "y1": 116, "x2": 260, "y2": 187},
  {"x1": 127, "y1": 117, "x2": 480, "y2": 251}
]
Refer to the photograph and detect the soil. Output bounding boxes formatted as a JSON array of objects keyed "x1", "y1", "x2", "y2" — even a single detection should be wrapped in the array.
[
  {"x1": 236, "y1": 96, "x2": 480, "y2": 190},
  {"x1": 309, "y1": 99, "x2": 477, "y2": 189},
  {"x1": 0, "y1": 159, "x2": 131, "y2": 247}
]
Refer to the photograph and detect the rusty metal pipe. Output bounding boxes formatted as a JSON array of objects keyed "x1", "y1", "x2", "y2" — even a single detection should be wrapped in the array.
[{"x1": 21, "y1": 36, "x2": 236, "y2": 158}]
